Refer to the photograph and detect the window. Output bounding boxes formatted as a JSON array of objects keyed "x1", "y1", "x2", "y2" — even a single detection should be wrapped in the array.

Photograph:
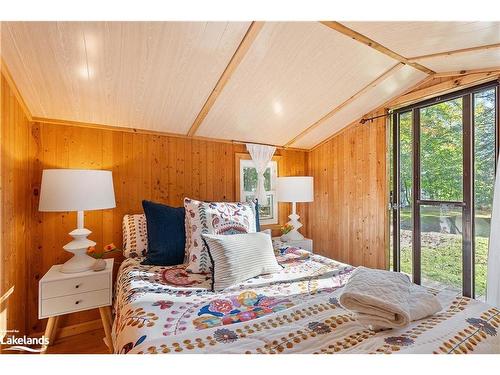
[
  {"x1": 390, "y1": 81, "x2": 499, "y2": 299},
  {"x1": 239, "y1": 159, "x2": 278, "y2": 225}
]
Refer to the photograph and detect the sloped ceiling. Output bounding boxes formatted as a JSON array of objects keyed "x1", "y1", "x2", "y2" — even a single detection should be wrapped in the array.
[{"x1": 1, "y1": 21, "x2": 499, "y2": 149}]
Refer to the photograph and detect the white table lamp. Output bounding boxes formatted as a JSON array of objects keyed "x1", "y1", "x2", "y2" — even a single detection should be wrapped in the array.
[
  {"x1": 277, "y1": 176, "x2": 313, "y2": 241},
  {"x1": 39, "y1": 169, "x2": 116, "y2": 273}
]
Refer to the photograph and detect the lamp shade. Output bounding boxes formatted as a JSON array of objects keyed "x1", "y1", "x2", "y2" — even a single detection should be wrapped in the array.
[
  {"x1": 277, "y1": 176, "x2": 314, "y2": 203},
  {"x1": 39, "y1": 169, "x2": 116, "y2": 212}
]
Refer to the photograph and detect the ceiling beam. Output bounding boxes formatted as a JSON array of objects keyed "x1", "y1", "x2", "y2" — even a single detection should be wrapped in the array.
[
  {"x1": 433, "y1": 66, "x2": 500, "y2": 78},
  {"x1": 284, "y1": 63, "x2": 404, "y2": 147},
  {"x1": 31, "y1": 115, "x2": 306, "y2": 151},
  {"x1": 319, "y1": 21, "x2": 435, "y2": 75},
  {"x1": 186, "y1": 21, "x2": 264, "y2": 137},
  {"x1": 389, "y1": 71, "x2": 500, "y2": 109},
  {"x1": 408, "y1": 43, "x2": 500, "y2": 61}
]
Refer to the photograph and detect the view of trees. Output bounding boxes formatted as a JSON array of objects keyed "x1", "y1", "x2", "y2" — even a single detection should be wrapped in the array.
[
  {"x1": 399, "y1": 89, "x2": 495, "y2": 208},
  {"x1": 392, "y1": 87, "x2": 497, "y2": 298},
  {"x1": 474, "y1": 89, "x2": 496, "y2": 211}
]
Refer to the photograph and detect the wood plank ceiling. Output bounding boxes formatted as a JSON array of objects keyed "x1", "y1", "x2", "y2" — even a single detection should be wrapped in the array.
[{"x1": 1, "y1": 21, "x2": 500, "y2": 149}]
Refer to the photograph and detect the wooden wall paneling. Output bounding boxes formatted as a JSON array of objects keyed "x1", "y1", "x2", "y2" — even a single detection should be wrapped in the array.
[
  {"x1": 111, "y1": 130, "x2": 125, "y2": 243},
  {"x1": 0, "y1": 72, "x2": 31, "y2": 342},
  {"x1": 376, "y1": 116, "x2": 390, "y2": 269},
  {"x1": 190, "y1": 139, "x2": 200, "y2": 200},
  {"x1": 101, "y1": 130, "x2": 115, "y2": 252},
  {"x1": 18, "y1": 120, "x2": 308, "y2": 335},
  {"x1": 307, "y1": 110, "x2": 387, "y2": 269},
  {"x1": 27, "y1": 122, "x2": 42, "y2": 334},
  {"x1": 198, "y1": 141, "x2": 207, "y2": 200}
]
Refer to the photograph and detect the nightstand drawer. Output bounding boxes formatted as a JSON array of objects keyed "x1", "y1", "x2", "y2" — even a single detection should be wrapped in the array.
[
  {"x1": 41, "y1": 273, "x2": 110, "y2": 299},
  {"x1": 40, "y1": 289, "x2": 110, "y2": 318}
]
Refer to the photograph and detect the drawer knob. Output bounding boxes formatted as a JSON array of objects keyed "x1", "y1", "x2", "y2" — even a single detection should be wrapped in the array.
[
  {"x1": 75, "y1": 284, "x2": 81, "y2": 289},
  {"x1": 75, "y1": 300, "x2": 82, "y2": 305}
]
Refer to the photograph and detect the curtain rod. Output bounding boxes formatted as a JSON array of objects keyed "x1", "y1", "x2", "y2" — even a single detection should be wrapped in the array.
[
  {"x1": 231, "y1": 139, "x2": 287, "y2": 149},
  {"x1": 359, "y1": 112, "x2": 392, "y2": 124}
]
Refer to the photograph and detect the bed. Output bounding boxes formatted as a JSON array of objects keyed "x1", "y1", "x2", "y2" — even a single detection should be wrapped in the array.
[{"x1": 111, "y1": 250, "x2": 500, "y2": 354}]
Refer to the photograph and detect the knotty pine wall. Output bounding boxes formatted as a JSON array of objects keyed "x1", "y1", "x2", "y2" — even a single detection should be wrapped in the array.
[
  {"x1": 1, "y1": 73, "x2": 32, "y2": 340},
  {"x1": 29, "y1": 123, "x2": 308, "y2": 333},
  {"x1": 3, "y1": 68, "x2": 494, "y2": 342},
  {"x1": 306, "y1": 110, "x2": 388, "y2": 270},
  {"x1": 1, "y1": 67, "x2": 388, "y2": 338}
]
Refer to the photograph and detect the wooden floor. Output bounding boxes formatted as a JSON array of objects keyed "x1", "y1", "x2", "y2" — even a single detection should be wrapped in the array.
[{"x1": 46, "y1": 328, "x2": 110, "y2": 354}]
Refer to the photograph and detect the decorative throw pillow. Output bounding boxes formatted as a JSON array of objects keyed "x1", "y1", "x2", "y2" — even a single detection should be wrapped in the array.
[
  {"x1": 202, "y1": 232, "x2": 283, "y2": 291},
  {"x1": 141, "y1": 200, "x2": 186, "y2": 266},
  {"x1": 184, "y1": 198, "x2": 258, "y2": 274},
  {"x1": 122, "y1": 214, "x2": 148, "y2": 258}
]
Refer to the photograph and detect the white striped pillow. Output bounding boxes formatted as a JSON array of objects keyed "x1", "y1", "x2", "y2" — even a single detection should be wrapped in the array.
[{"x1": 202, "y1": 232, "x2": 282, "y2": 291}]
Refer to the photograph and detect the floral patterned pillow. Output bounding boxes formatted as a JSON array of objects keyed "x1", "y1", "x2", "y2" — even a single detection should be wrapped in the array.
[
  {"x1": 122, "y1": 214, "x2": 148, "y2": 258},
  {"x1": 184, "y1": 198, "x2": 258, "y2": 274}
]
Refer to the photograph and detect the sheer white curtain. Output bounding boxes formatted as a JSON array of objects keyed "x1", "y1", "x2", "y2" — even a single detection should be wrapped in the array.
[
  {"x1": 246, "y1": 143, "x2": 276, "y2": 203},
  {"x1": 487, "y1": 156, "x2": 500, "y2": 307}
]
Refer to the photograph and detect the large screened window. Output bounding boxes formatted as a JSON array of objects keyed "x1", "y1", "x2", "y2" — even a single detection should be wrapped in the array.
[{"x1": 390, "y1": 81, "x2": 499, "y2": 299}]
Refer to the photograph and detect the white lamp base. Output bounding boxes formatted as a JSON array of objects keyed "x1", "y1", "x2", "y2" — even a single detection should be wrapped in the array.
[
  {"x1": 61, "y1": 227, "x2": 96, "y2": 273},
  {"x1": 280, "y1": 202, "x2": 305, "y2": 241}
]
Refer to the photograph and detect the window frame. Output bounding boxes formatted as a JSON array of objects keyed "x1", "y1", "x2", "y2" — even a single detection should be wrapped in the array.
[
  {"x1": 390, "y1": 80, "x2": 500, "y2": 298},
  {"x1": 235, "y1": 153, "x2": 282, "y2": 228}
]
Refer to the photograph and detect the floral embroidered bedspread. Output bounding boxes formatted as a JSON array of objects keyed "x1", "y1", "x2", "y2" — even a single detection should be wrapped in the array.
[{"x1": 112, "y1": 254, "x2": 500, "y2": 354}]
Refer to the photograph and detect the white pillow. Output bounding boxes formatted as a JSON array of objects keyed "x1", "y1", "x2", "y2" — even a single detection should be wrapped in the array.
[{"x1": 202, "y1": 232, "x2": 282, "y2": 291}]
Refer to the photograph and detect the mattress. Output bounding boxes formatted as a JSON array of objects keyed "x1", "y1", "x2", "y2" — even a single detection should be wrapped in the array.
[{"x1": 112, "y1": 253, "x2": 500, "y2": 354}]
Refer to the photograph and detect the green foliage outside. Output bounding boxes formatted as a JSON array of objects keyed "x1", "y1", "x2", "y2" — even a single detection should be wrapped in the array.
[
  {"x1": 398, "y1": 91, "x2": 495, "y2": 207},
  {"x1": 392, "y1": 88, "x2": 496, "y2": 297},
  {"x1": 243, "y1": 167, "x2": 271, "y2": 192},
  {"x1": 398, "y1": 233, "x2": 488, "y2": 297},
  {"x1": 243, "y1": 166, "x2": 273, "y2": 219}
]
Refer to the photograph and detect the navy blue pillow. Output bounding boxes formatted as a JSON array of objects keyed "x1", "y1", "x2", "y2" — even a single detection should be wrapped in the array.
[
  {"x1": 141, "y1": 200, "x2": 185, "y2": 266},
  {"x1": 254, "y1": 199, "x2": 261, "y2": 232}
]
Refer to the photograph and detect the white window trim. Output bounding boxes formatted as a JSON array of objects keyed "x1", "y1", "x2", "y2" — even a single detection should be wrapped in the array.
[{"x1": 239, "y1": 159, "x2": 278, "y2": 225}]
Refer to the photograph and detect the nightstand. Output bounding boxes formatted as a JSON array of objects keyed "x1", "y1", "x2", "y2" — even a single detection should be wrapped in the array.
[
  {"x1": 38, "y1": 258, "x2": 114, "y2": 353},
  {"x1": 272, "y1": 237, "x2": 313, "y2": 253}
]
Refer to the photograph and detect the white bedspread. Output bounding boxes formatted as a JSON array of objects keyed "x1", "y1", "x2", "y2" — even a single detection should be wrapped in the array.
[{"x1": 112, "y1": 253, "x2": 500, "y2": 354}]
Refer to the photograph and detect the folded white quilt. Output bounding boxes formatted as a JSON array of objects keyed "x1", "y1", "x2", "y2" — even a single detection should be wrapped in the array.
[{"x1": 339, "y1": 266, "x2": 442, "y2": 330}]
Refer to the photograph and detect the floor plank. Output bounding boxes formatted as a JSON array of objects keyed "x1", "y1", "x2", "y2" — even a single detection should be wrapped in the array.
[{"x1": 46, "y1": 328, "x2": 110, "y2": 354}]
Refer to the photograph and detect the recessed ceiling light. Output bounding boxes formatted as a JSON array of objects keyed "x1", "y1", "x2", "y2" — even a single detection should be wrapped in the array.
[{"x1": 273, "y1": 101, "x2": 283, "y2": 115}]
